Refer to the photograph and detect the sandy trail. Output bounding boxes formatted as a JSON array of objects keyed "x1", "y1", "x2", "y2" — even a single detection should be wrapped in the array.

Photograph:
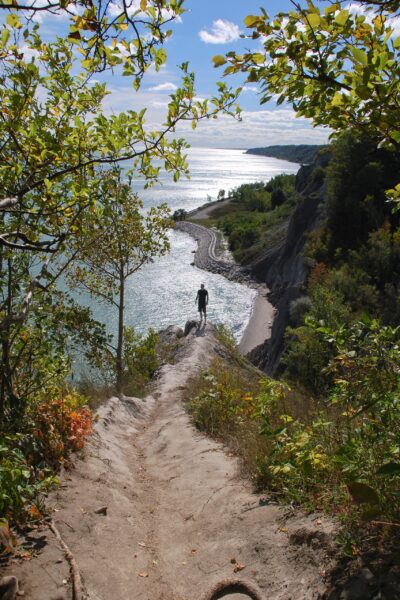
[{"x1": 6, "y1": 327, "x2": 335, "y2": 600}]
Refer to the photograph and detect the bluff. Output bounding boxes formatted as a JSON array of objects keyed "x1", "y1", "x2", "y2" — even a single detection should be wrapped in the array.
[
  {"x1": 247, "y1": 149, "x2": 330, "y2": 374},
  {"x1": 246, "y1": 144, "x2": 325, "y2": 164}
]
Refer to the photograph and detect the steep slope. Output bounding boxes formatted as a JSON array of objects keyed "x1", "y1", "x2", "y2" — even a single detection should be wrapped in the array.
[
  {"x1": 247, "y1": 151, "x2": 330, "y2": 373},
  {"x1": 2, "y1": 325, "x2": 336, "y2": 600},
  {"x1": 246, "y1": 145, "x2": 325, "y2": 164}
]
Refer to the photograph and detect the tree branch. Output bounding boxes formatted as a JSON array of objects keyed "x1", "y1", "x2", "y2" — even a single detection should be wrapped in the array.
[{"x1": 0, "y1": 197, "x2": 17, "y2": 210}]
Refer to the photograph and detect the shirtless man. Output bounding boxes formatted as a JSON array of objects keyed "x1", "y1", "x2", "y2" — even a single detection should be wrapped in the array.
[{"x1": 195, "y1": 283, "x2": 209, "y2": 324}]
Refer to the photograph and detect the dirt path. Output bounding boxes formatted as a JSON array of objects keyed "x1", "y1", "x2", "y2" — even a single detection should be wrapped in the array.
[
  {"x1": 187, "y1": 197, "x2": 233, "y2": 220},
  {"x1": 5, "y1": 327, "x2": 335, "y2": 600}
]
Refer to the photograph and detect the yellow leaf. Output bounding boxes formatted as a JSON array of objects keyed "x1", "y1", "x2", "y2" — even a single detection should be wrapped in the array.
[
  {"x1": 244, "y1": 15, "x2": 261, "y2": 28},
  {"x1": 140, "y1": 0, "x2": 147, "y2": 10},
  {"x1": 6, "y1": 13, "x2": 22, "y2": 29},
  {"x1": 372, "y1": 14, "x2": 385, "y2": 31},
  {"x1": 138, "y1": 571, "x2": 149, "y2": 578},
  {"x1": 212, "y1": 55, "x2": 226, "y2": 67},
  {"x1": 307, "y1": 13, "x2": 321, "y2": 28}
]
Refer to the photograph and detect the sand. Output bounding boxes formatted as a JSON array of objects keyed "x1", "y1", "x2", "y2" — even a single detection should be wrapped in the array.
[{"x1": 239, "y1": 285, "x2": 275, "y2": 355}]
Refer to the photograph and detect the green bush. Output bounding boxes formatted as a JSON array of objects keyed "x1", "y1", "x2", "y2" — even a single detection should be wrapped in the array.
[
  {"x1": 0, "y1": 436, "x2": 57, "y2": 521},
  {"x1": 122, "y1": 327, "x2": 159, "y2": 396},
  {"x1": 188, "y1": 360, "x2": 251, "y2": 435},
  {"x1": 284, "y1": 324, "x2": 333, "y2": 394},
  {"x1": 265, "y1": 319, "x2": 400, "y2": 516}
]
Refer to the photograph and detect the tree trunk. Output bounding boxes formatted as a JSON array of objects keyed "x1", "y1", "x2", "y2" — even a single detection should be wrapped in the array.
[
  {"x1": 116, "y1": 268, "x2": 125, "y2": 395},
  {"x1": 0, "y1": 258, "x2": 14, "y2": 422}
]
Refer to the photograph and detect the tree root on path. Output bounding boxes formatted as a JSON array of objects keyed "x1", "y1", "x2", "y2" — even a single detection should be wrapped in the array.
[
  {"x1": 48, "y1": 520, "x2": 83, "y2": 600},
  {"x1": 199, "y1": 578, "x2": 264, "y2": 600}
]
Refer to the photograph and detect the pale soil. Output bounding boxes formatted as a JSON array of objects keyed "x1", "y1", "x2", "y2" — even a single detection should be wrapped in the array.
[
  {"x1": 188, "y1": 198, "x2": 232, "y2": 220},
  {"x1": 3, "y1": 326, "x2": 336, "y2": 600},
  {"x1": 238, "y1": 286, "x2": 275, "y2": 355}
]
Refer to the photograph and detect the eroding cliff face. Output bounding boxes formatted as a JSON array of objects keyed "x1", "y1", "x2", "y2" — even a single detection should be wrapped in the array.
[{"x1": 248, "y1": 151, "x2": 330, "y2": 374}]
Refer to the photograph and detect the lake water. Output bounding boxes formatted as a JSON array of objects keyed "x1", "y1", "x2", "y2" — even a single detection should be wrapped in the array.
[{"x1": 88, "y1": 148, "x2": 299, "y2": 342}]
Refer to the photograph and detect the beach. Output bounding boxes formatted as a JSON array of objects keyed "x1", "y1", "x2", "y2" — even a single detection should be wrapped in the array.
[{"x1": 238, "y1": 284, "x2": 275, "y2": 354}]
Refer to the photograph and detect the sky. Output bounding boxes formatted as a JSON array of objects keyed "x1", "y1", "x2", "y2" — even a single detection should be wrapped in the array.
[
  {"x1": 15, "y1": 0, "x2": 337, "y2": 149},
  {"x1": 102, "y1": 0, "x2": 332, "y2": 148}
]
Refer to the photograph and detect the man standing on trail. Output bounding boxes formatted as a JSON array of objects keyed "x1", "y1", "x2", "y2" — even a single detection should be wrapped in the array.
[{"x1": 195, "y1": 283, "x2": 209, "y2": 324}]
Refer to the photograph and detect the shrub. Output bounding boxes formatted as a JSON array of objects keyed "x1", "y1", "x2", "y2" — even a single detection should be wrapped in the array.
[
  {"x1": 188, "y1": 361, "x2": 251, "y2": 436},
  {"x1": 24, "y1": 390, "x2": 93, "y2": 470},
  {"x1": 172, "y1": 209, "x2": 187, "y2": 221},
  {"x1": 0, "y1": 436, "x2": 57, "y2": 522},
  {"x1": 289, "y1": 296, "x2": 312, "y2": 326},
  {"x1": 270, "y1": 188, "x2": 286, "y2": 209},
  {"x1": 284, "y1": 324, "x2": 333, "y2": 394},
  {"x1": 0, "y1": 388, "x2": 92, "y2": 523},
  {"x1": 121, "y1": 327, "x2": 159, "y2": 396},
  {"x1": 264, "y1": 319, "x2": 400, "y2": 517}
]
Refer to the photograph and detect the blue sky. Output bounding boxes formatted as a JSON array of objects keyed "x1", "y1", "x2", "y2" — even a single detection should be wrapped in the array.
[
  {"x1": 15, "y1": 0, "x2": 335, "y2": 148},
  {"x1": 105, "y1": 0, "x2": 332, "y2": 148}
]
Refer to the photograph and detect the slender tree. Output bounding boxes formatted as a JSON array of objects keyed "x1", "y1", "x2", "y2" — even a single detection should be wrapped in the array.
[
  {"x1": 69, "y1": 172, "x2": 171, "y2": 393},
  {"x1": 0, "y1": 2, "x2": 241, "y2": 419}
]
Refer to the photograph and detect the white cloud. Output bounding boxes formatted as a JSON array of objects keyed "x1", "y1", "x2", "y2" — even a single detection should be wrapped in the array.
[
  {"x1": 242, "y1": 86, "x2": 258, "y2": 93},
  {"x1": 27, "y1": 0, "x2": 79, "y2": 22},
  {"x1": 151, "y1": 100, "x2": 169, "y2": 108},
  {"x1": 199, "y1": 19, "x2": 240, "y2": 44},
  {"x1": 108, "y1": 1, "x2": 182, "y2": 23},
  {"x1": 175, "y1": 108, "x2": 331, "y2": 148},
  {"x1": 148, "y1": 82, "x2": 178, "y2": 92},
  {"x1": 99, "y1": 85, "x2": 330, "y2": 149}
]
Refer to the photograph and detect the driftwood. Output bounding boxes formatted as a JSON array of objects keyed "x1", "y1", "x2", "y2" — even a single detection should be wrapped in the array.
[
  {"x1": 48, "y1": 520, "x2": 83, "y2": 600},
  {"x1": 199, "y1": 578, "x2": 264, "y2": 600}
]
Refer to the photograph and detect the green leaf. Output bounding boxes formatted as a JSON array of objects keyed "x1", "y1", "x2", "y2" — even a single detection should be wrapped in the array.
[
  {"x1": 335, "y1": 10, "x2": 349, "y2": 26},
  {"x1": 355, "y1": 85, "x2": 371, "y2": 100},
  {"x1": 393, "y1": 36, "x2": 400, "y2": 49},
  {"x1": 377, "y1": 462, "x2": 400, "y2": 476},
  {"x1": 350, "y1": 47, "x2": 368, "y2": 66},
  {"x1": 331, "y1": 92, "x2": 344, "y2": 106},
  {"x1": 252, "y1": 53, "x2": 265, "y2": 65},
  {"x1": 347, "y1": 482, "x2": 380, "y2": 505},
  {"x1": 2, "y1": 28, "x2": 10, "y2": 45},
  {"x1": 244, "y1": 15, "x2": 261, "y2": 28},
  {"x1": 212, "y1": 55, "x2": 227, "y2": 68},
  {"x1": 81, "y1": 59, "x2": 93, "y2": 70}
]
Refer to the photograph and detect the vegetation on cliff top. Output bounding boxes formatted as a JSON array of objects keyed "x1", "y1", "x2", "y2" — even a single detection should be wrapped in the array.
[
  {"x1": 246, "y1": 145, "x2": 324, "y2": 165},
  {"x1": 185, "y1": 0, "x2": 400, "y2": 568},
  {"x1": 191, "y1": 173, "x2": 297, "y2": 263}
]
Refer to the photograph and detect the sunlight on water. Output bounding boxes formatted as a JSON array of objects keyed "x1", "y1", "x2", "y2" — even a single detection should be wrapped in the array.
[
  {"x1": 92, "y1": 230, "x2": 256, "y2": 340},
  {"x1": 134, "y1": 147, "x2": 299, "y2": 212},
  {"x1": 87, "y1": 148, "x2": 299, "y2": 342}
]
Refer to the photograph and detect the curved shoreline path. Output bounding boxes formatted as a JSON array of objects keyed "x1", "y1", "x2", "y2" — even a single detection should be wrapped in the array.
[
  {"x1": 175, "y1": 221, "x2": 275, "y2": 354},
  {"x1": 7, "y1": 326, "x2": 335, "y2": 599},
  {"x1": 175, "y1": 221, "x2": 249, "y2": 281}
]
